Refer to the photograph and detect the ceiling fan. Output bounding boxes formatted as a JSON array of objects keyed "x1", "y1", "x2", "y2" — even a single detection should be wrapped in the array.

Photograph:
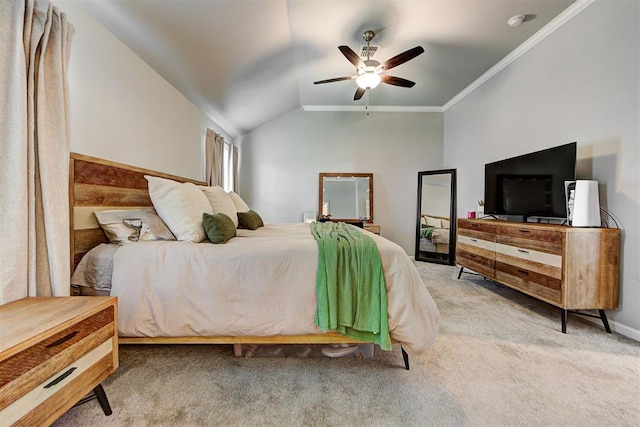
[{"x1": 314, "y1": 30, "x2": 424, "y2": 101}]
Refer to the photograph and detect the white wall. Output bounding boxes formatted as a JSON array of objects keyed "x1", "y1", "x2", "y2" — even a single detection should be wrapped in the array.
[
  {"x1": 444, "y1": 0, "x2": 639, "y2": 338},
  {"x1": 55, "y1": 1, "x2": 232, "y2": 180},
  {"x1": 237, "y1": 108, "x2": 444, "y2": 254}
]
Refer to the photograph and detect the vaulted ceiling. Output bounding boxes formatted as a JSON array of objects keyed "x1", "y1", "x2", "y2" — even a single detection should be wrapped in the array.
[{"x1": 78, "y1": 0, "x2": 577, "y2": 137}]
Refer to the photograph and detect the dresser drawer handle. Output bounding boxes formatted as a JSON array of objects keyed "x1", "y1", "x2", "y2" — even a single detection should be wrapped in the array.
[
  {"x1": 46, "y1": 331, "x2": 79, "y2": 348},
  {"x1": 517, "y1": 269, "x2": 529, "y2": 275},
  {"x1": 44, "y1": 367, "x2": 76, "y2": 389},
  {"x1": 470, "y1": 238, "x2": 478, "y2": 242},
  {"x1": 517, "y1": 249, "x2": 530, "y2": 254},
  {"x1": 518, "y1": 229, "x2": 530, "y2": 233}
]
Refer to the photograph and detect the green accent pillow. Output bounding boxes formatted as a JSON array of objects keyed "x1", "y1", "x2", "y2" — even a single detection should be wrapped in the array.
[
  {"x1": 237, "y1": 210, "x2": 264, "y2": 230},
  {"x1": 202, "y1": 212, "x2": 236, "y2": 243}
]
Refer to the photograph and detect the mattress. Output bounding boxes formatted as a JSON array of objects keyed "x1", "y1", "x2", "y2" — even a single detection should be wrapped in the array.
[{"x1": 86, "y1": 223, "x2": 440, "y2": 355}]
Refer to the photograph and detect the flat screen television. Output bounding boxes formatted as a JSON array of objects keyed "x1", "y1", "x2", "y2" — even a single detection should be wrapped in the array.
[{"x1": 484, "y1": 142, "x2": 577, "y2": 220}]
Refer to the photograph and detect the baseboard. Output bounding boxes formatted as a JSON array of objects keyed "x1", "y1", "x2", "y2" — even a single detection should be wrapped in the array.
[{"x1": 578, "y1": 313, "x2": 640, "y2": 342}]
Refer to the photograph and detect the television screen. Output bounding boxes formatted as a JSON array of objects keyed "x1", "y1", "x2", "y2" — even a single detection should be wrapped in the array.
[{"x1": 484, "y1": 142, "x2": 576, "y2": 219}]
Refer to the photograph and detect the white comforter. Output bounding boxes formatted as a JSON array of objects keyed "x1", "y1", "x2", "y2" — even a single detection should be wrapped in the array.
[{"x1": 111, "y1": 223, "x2": 440, "y2": 355}]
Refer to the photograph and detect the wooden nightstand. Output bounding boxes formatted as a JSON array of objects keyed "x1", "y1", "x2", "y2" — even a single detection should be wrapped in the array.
[
  {"x1": 364, "y1": 224, "x2": 381, "y2": 235},
  {"x1": 0, "y1": 297, "x2": 118, "y2": 426}
]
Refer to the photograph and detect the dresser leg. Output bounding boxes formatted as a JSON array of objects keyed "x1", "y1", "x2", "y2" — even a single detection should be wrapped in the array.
[
  {"x1": 561, "y1": 309, "x2": 568, "y2": 333},
  {"x1": 599, "y1": 310, "x2": 612, "y2": 333},
  {"x1": 93, "y1": 384, "x2": 112, "y2": 416}
]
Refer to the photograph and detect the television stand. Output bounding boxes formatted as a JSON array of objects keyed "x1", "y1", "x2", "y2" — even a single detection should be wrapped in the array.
[{"x1": 455, "y1": 219, "x2": 620, "y2": 333}]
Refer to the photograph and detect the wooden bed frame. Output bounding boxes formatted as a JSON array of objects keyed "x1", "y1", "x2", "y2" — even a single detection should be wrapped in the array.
[{"x1": 69, "y1": 153, "x2": 409, "y2": 368}]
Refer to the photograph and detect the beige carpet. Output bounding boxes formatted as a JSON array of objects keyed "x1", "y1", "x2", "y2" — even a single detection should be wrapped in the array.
[{"x1": 55, "y1": 262, "x2": 640, "y2": 426}]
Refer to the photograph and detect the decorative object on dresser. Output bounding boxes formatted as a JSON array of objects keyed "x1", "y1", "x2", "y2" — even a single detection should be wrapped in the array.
[
  {"x1": 0, "y1": 297, "x2": 118, "y2": 426},
  {"x1": 456, "y1": 219, "x2": 620, "y2": 333}
]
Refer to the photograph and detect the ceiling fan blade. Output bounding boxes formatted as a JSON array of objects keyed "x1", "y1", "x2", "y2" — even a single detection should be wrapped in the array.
[
  {"x1": 339, "y1": 45, "x2": 365, "y2": 69},
  {"x1": 313, "y1": 76, "x2": 356, "y2": 85},
  {"x1": 381, "y1": 75, "x2": 416, "y2": 88},
  {"x1": 382, "y1": 46, "x2": 425, "y2": 71},
  {"x1": 354, "y1": 87, "x2": 367, "y2": 101}
]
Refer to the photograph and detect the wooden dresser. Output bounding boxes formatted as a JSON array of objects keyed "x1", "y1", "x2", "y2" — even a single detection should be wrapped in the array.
[
  {"x1": 0, "y1": 297, "x2": 118, "y2": 426},
  {"x1": 456, "y1": 219, "x2": 620, "y2": 332}
]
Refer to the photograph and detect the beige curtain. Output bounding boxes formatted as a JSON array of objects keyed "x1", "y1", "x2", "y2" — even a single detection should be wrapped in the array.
[
  {"x1": 205, "y1": 128, "x2": 224, "y2": 186},
  {"x1": 232, "y1": 144, "x2": 239, "y2": 192},
  {"x1": 1, "y1": 0, "x2": 74, "y2": 304}
]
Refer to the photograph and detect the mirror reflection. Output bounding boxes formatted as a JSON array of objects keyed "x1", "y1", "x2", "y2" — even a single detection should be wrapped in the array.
[
  {"x1": 415, "y1": 169, "x2": 457, "y2": 265},
  {"x1": 319, "y1": 173, "x2": 373, "y2": 222}
]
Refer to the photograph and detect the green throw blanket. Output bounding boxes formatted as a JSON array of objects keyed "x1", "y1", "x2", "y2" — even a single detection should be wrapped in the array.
[
  {"x1": 310, "y1": 222, "x2": 391, "y2": 351},
  {"x1": 420, "y1": 226, "x2": 436, "y2": 239}
]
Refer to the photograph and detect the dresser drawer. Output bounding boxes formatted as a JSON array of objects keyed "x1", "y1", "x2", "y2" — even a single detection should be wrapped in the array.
[
  {"x1": 456, "y1": 249, "x2": 495, "y2": 277},
  {"x1": 495, "y1": 262, "x2": 562, "y2": 305},
  {"x1": 0, "y1": 306, "x2": 114, "y2": 409},
  {"x1": 495, "y1": 243, "x2": 562, "y2": 271},
  {"x1": 497, "y1": 226, "x2": 563, "y2": 255},
  {"x1": 458, "y1": 220, "x2": 496, "y2": 237},
  {"x1": 1, "y1": 339, "x2": 114, "y2": 426},
  {"x1": 458, "y1": 235, "x2": 495, "y2": 252}
]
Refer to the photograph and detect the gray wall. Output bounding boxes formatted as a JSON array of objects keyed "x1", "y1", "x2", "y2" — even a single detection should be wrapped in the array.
[
  {"x1": 238, "y1": 108, "x2": 444, "y2": 253},
  {"x1": 444, "y1": 0, "x2": 639, "y2": 338}
]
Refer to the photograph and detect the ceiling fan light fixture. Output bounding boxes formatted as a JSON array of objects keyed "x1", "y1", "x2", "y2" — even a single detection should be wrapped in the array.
[
  {"x1": 356, "y1": 63, "x2": 382, "y2": 89},
  {"x1": 356, "y1": 72, "x2": 381, "y2": 89}
]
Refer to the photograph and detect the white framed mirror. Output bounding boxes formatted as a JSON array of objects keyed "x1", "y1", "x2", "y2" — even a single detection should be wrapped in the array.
[{"x1": 415, "y1": 169, "x2": 457, "y2": 265}]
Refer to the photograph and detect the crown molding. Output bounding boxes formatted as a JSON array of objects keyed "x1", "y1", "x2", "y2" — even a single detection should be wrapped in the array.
[
  {"x1": 302, "y1": 105, "x2": 444, "y2": 113},
  {"x1": 443, "y1": 0, "x2": 596, "y2": 111}
]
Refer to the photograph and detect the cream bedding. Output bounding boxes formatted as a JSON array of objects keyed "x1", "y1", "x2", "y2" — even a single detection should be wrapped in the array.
[
  {"x1": 110, "y1": 223, "x2": 440, "y2": 355},
  {"x1": 430, "y1": 228, "x2": 450, "y2": 244}
]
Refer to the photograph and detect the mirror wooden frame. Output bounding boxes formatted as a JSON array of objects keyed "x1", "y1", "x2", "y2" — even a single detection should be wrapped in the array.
[
  {"x1": 318, "y1": 173, "x2": 374, "y2": 223},
  {"x1": 415, "y1": 169, "x2": 457, "y2": 265}
]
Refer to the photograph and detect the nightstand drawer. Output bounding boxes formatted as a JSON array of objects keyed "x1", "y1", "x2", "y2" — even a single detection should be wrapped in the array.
[
  {"x1": 0, "y1": 306, "x2": 114, "y2": 409},
  {"x1": 0, "y1": 297, "x2": 118, "y2": 426},
  {"x1": 0, "y1": 339, "x2": 113, "y2": 426}
]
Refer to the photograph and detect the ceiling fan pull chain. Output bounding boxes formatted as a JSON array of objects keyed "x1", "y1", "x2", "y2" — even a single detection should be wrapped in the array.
[{"x1": 366, "y1": 91, "x2": 370, "y2": 116}]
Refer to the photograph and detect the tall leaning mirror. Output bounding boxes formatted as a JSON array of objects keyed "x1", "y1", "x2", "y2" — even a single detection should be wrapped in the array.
[{"x1": 415, "y1": 169, "x2": 457, "y2": 265}]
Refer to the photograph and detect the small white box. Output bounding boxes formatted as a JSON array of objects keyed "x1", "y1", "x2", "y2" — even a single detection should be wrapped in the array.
[
  {"x1": 565, "y1": 180, "x2": 600, "y2": 227},
  {"x1": 303, "y1": 211, "x2": 316, "y2": 223}
]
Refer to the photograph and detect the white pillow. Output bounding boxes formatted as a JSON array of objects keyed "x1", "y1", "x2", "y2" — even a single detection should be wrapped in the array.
[
  {"x1": 94, "y1": 208, "x2": 175, "y2": 244},
  {"x1": 145, "y1": 176, "x2": 212, "y2": 242},
  {"x1": 441, "y1": 219, "x2": 450, "y2": 229},
  {"x1": 424, "y1": 216, "x2": 442, "y2": 228},
  {"x1": 199, "y1": 186, "x2": 238, "y2": 227},
  {"x1": 227, "y1": 191, "x2": 250, "y2": 213}
]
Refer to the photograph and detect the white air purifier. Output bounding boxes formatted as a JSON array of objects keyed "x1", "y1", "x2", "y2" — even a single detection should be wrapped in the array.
[{"x1": 565, "y1": 180, "x2": 601, "y2": 227}]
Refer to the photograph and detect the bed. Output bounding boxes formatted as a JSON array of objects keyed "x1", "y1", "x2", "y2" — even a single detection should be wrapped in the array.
[
  {"x1": 418, "y1": 214, "x2": 450, "y2": 254},
  {"x1": 69, "y1": 153, "x2": 440, "y2": 367}
]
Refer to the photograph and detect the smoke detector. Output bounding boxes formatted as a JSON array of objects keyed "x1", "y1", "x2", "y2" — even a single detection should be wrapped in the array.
[{"x1": 507, "y1": 14, "x2": 525, "y2": 28}]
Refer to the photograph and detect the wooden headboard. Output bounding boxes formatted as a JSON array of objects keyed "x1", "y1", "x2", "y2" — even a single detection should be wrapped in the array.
[{"x1": 69, "y1": 152, "x2": 206, "y2": 272}]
